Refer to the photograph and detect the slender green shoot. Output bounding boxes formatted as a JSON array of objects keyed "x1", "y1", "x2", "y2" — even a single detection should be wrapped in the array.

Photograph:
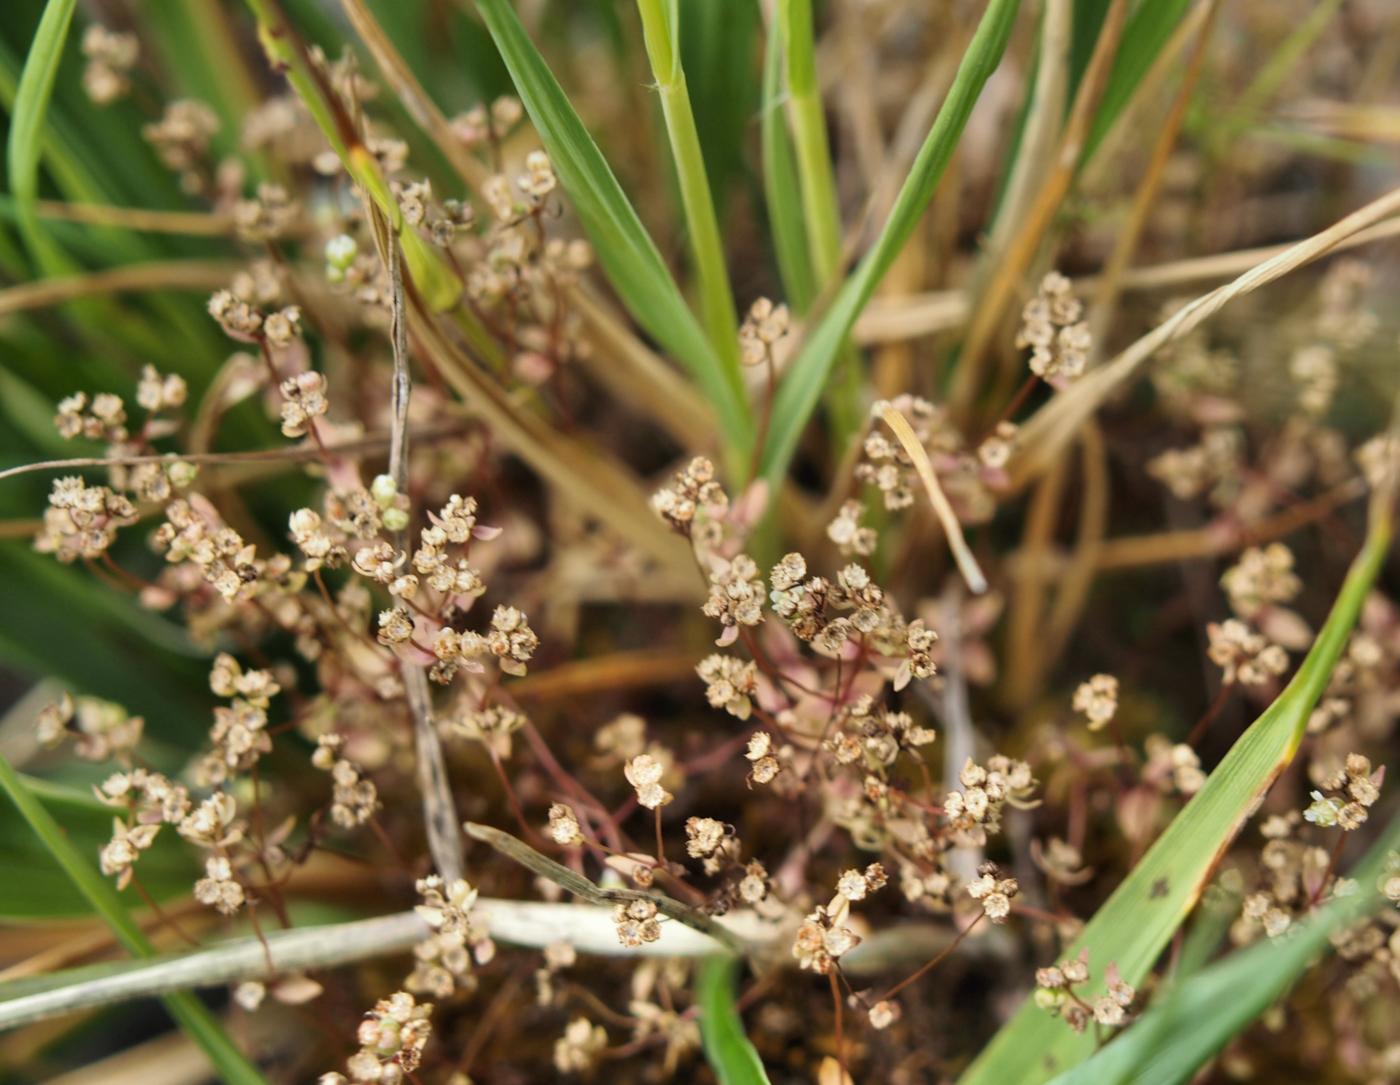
[
  {"x1": 758, "y1": 0, "x2": 1023, "y2": 487},
  {"x1": 635, "y1": 0, "x2": 742, "y2": 372},
  {"x1": 777, "y1": 0, "x2": 862, "y2": 445},
  {"x1": 7, "y1": 0, "x2": 79, "y2": 274}
]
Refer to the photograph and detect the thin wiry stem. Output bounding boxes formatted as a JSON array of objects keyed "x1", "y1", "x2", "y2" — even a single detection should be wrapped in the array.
[
  {"x1": 464, "y1": 821, "x2": 749, "y2": 956},
  {"x1": 0, "y1": 427, "x2": 466, "y2": 485},
  {"x1": 382, "y1": 229, "x2": 465, "y2": 885}
]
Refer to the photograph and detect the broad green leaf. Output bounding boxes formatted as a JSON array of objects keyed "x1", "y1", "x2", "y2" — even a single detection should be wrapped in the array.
[
  {"x1": 0, "y1": 544, "x2": 211, "y2": 748},
  {"x1": 696, "y1": 956, "x2": 771, "y2": 1085},
  {"x1": 475, "y1": 0, "x2": 753, "y2": 468},
  {"x1": 0, "y1": 755, "x2": 268, "y2": 1084},
  {"x1": 1046, "y1": 818, "x2": 1400, "y2": 1085},
  {"x1": 758, "y1": 0, "x2": 1022, "y2": 486},
  {"x1": 0, "y1": 775, "x2": 198, "y2": 919},
  {"x1": 7, "y1": 0, "x2": 78, "y2": 273},
  {"x1": 760, "y1": 22, "x2": 816, "y2": 313},
  {"x1": 958, "y1": 512, "x2": 1394, "y2": 1085}
]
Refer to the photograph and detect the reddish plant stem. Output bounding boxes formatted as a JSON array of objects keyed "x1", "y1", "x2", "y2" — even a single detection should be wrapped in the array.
[
  {"x1": 876, "y1": 914, "x2": 984, "y2": 1002},
  {"x1": 1186, "y1": 680, "x2": 1234, "y2": 748}
]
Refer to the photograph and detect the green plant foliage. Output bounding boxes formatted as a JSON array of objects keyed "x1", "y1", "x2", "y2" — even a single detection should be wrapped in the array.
[
  {"x1": 959, "y1": 512, "x2": 1394, "y2": 1085},
  {"x1": 476, "y1": 0, "x2": 754, "y2": 468},
  {"x1": 1045, "y1": 818, "x2": 1400, "y2": 1085},
  {"x1": 757, "y1": 0, "x2": 1022, "y2": 486},
  {"x1": 697, "y1": 956, "x2": 772, "y2": 1085}
]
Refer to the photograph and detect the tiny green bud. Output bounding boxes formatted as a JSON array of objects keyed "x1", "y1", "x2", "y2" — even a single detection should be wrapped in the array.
[
  {"x1": 166, "y1": 461, "x2": 199, "y2": 488},
  {"x1": 370, "y1": 474, "x2": 398, "y2": 508},
  {"x1": 324, "y1": 234, "x2": 358, "y2": 272},
  {"x1": 382, "y1": 507, "x2": 409, "y2": 532},
  {"x1": 1034, "y1": 987, "x2": 1065, "y2": 1014}
]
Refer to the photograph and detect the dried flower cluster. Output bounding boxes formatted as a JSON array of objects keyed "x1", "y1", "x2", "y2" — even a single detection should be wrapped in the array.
[{"x1": 1016, "y1": 272, "x2": 1091, "y2": 383}]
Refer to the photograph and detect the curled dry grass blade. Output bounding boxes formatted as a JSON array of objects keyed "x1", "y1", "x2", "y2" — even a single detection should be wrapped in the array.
[
  {"x1": 1045, "y1": 817, "x2": 1400, "y2": 1085},
  {"x1": 407, "y1": 297, "x2": 693, "y2": 577},
  {"x1": 1008, "y1": 185, "x2": 1400, "y2": 492},
  {"x1": 878, "y1": 402, "x2": 987, "y2": 594},
  {"x1": 958, "y1": 487, "x2": 1395, "y2": 1085},
  {"x1": 697, "y1": 956, "x2": 772, "y2": 1085},
  {"x1": 757, "y1": 0, "x2": 1022, "y2": 488},
  {"x1": 475, "y1": 0, "x2": 753, "y2": 472},
  {"x1": 0, "y1": 756, "x2": 269, "y2": 1084}
]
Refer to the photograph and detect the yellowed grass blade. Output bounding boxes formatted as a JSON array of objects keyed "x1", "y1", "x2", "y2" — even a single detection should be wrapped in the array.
[
  {"x1": 878, "y1": 402, "x2": 988, "y2": 593},
  {"x1": 1008, "y1": 185, "x2": 1400, "y2": 492}
]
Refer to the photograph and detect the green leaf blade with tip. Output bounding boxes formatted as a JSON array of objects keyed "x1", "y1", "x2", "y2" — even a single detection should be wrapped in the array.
[
  {"x1": 958, "y1": 511, "x2": 1393, "y2": 1085},
  {"x1": 697, "y1": 956, "x2": 771, "y2": 1085}
]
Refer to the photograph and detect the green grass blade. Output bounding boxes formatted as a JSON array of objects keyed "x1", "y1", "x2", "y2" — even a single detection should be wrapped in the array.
[
  {"x1": 757, "y1": 0, "x2": 1021, "y2": 486},
  {"x1": 0, "y1": 775, "x2": 198, "y2": 919},
  {"x1": 777, "y1": 0, "x2": 841, "y2": 289},
  {"x1": 475, "y1": 0, "x2": 753, "y2": 468},
  {"x1": 635, "y1": 0, "x2": 742, "y2": 368},
  {"x1": 6, "y1": 0, "x2": 78, "y2": 273},
  {"x1": 760, "y1": 21, "x2": 816, "y2": 313},
  {"x1": 1068, "y1": 0, "x2": 1110, "y2": 101},
  {"x1": 958, "y1": 510, "x2": 1394, "y2": 1085},
  {"x1": 777, "y1": 0, "x2": 863, "y2": 451},
  {"x1": 678, "y1": 0, "x2": 759, "y2": 221},
  {"x1": 1081, "y1": 0, "x2": 1191, "y2": 162},
  {"x1": 696, "y1": 956, "x2": 771, "y2": 1085},
  {"x1": 0, "y1": 755, "x2": 269, "y2": 1084},
  {"x1": 1045, "y1": 817, "x2": 1400, "y2": 1085}
]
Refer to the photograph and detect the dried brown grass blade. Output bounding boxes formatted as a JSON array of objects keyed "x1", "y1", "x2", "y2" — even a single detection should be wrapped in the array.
[
  {"x1": 568, "y1": 283, "x2": 717, "y2": 451},
  {"x1": 877, "y1": 403, "x2": 987, "y2": 593},
  {"x1": 31, "y1": 202, "x2": 240, "y2": 236},
  {"x1": 1009, "y1": 184, "x2": 1400, "y2": 491},
  {"x1": 338, "y1": 0, "x2": 492, "y2": 194},
  {"x1": 407, "y1": 300, "x2": 692, "y2": 577},
  {"x1": 852, "y1": 215, "x2": 1400, "y2": 346},
  {"x1": 0, "y1": 261, "x2": 234, "y2": 316},
  {"x1": 948, "y1": 0, "x2": 1131, "y2": 416}
]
